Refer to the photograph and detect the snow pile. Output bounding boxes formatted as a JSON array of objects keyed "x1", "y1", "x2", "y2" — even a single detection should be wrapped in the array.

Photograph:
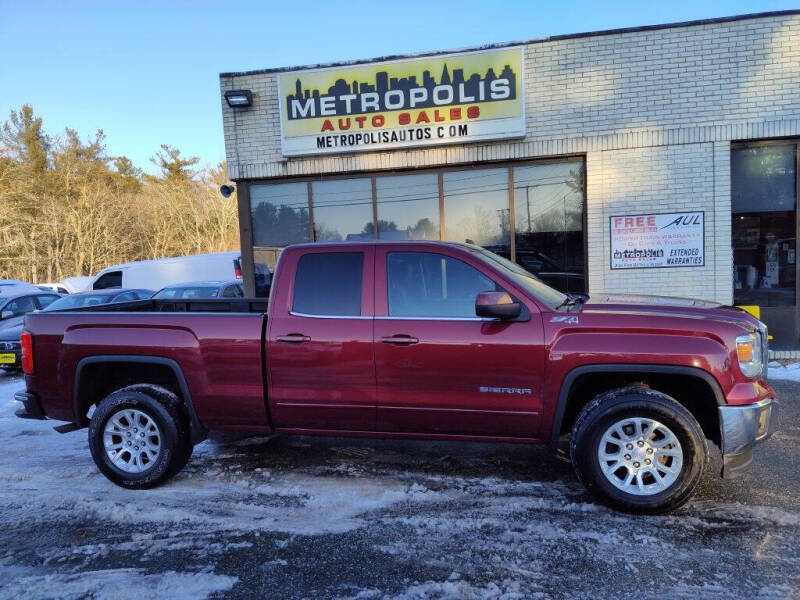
[{"x1": 768, "y1": 361, "x2": 800, "y2": 382}]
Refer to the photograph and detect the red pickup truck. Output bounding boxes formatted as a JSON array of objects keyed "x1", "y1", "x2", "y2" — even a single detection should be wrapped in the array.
[{"x1": 15, "y1": 241, "x2": 778, "y2": 513}]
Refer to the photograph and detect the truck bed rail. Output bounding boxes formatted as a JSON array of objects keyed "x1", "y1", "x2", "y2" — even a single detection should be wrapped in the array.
[{"x1": 47, "y1": 298, "x2": 269, "y2": 314}]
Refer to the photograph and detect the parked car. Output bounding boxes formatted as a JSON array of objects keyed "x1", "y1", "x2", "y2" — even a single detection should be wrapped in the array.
[
  {"x1": 0, "y1": 291, "x2": 61, "y2": 369},
  {"x1": 233, "y1": 257, "x2": 272, "y2": 297},
  {"x1": 16, "y1": 241, "x2": 777, "y2": 514},
  {"x1": 37, "y1": 283, "x2": 71, "y2": 294},
  {"x1": 0, "y1": 280, "x2": 40, "y2": 296},
  {"x1": 152, "y1": 280, "x2": 243, "y2": 300},
  {"x1": 60, "y1": 276, "x2": 93, "y2": 294},
  {"x1": 43, "y1": 289, "x2": 154, "y2": 312},
  {"x1": 90, "y1": 251, "x2": 240, "y2": 291}
]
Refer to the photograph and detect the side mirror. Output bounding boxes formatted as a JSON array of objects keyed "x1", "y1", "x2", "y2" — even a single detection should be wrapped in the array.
[
  {"x1": 475, "y1": 291, "x2": 521, "y2": 320},
  {"x1": 0, "y1": 310, "x2": 13, "y2": 320}
]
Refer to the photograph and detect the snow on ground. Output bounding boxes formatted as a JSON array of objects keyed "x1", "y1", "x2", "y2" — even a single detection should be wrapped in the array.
[
  {"x1": 768, "y1": 361, "x2": 800, "y2": 381},
  {"x1": 1, "y1": 370, "x2": 799, "y2": 599},
  {"x1": 0, "y1": 568, "x2": 237, "y2": 600}
]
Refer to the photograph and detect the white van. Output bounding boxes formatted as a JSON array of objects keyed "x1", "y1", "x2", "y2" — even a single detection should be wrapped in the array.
[{"x1": 90, "y1": 251, "x2": 241, "y2": 291}]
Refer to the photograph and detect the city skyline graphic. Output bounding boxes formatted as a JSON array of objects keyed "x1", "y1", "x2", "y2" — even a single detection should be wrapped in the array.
[{"x1": 285, "y1": 63, "x2": 518, "y2": 120}]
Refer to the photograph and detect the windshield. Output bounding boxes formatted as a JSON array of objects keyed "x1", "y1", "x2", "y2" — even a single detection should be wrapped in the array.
[
  {"x1": 466, "y1": 246, "x2": 569, "y2": 310},
  {"x1": 45, "y1": 294, "x2": 114, "y2": 310},
  {"x1": 153, "y1": 286, "x2": 220, "y2": 299}
]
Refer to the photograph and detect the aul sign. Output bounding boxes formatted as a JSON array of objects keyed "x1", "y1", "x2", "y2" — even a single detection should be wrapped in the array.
[
  {"x1": 278, "y1": 47, "x2": 525, "y2": 156},
  {"x1": 610, "y1": 212, "x2": 705, "y2": 269}
]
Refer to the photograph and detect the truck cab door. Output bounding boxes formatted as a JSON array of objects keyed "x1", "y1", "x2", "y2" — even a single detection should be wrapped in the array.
[
  {"x1": 266, "y1": 247, "x2": 375, "y2": 431},
  {"x1": 374, "y1": 247, "x2": 545, "y2": 438}
]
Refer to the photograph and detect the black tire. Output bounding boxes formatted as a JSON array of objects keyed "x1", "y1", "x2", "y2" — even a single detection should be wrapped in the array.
[
  {"x1": 570, "y1": 387, "x2": 707, "y2": 514},
  {"x1": 88, "y1": 385, "x2": 192, "y2": 489}
]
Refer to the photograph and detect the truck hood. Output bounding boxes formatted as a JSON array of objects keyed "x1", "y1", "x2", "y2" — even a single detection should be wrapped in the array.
[{"x1": 580, "y1": 294, "x2": 758, "y2": 329}]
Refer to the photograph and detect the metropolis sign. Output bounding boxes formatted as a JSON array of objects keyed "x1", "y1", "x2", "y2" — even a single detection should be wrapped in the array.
[
  {"x1": 278, "y1": 47, "x2": 525, "y2": 156},
  {"x1": 610, "y1": 212, "x2": 705, "y2": 269}
]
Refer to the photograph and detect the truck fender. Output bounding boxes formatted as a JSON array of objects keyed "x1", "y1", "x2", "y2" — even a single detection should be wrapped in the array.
[
  {"x1": 548, "y1": 364, "x2": 725, "y2": 451},
  {"x1": 73, "y1": 355, "x2": 207, "y2": 444}
]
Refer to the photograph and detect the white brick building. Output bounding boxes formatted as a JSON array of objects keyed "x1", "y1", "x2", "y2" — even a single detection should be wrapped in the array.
[{"x1": 220, "y1": 11, "x2": 800, "y2": 349}]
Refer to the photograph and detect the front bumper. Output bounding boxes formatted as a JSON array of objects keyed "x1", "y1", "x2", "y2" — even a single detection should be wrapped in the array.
[
  {"x1": 719, "y1": 397, "x2": 779, "y2": 478},
  {"x1": 14, "y1": 391, "x2": 46, "y2": 420}
]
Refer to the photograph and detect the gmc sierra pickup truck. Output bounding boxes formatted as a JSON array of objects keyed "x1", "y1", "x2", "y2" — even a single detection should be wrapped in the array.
[{"x1": 15, "y1": 241, "x2": 778, "y2": 513}]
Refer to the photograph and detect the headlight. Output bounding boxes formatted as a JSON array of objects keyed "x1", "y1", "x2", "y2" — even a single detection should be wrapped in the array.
[{"x1": 736, "y1": 332, "x2": 763, "y2": 378}]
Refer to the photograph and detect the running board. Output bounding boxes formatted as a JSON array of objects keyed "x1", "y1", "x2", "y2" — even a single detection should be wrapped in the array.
[{"x1": 53, "y1": 423, "x2": 82, "y2": 434}]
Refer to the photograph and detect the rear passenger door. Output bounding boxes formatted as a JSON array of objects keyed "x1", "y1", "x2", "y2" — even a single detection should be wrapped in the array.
[{"x1": 266, "y1": 248, "x2": 375, "y2": 431}]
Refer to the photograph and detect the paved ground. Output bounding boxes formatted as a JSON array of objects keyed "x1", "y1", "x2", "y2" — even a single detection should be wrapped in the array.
[{"x1": 0, "y1": 371, "x2": 797, "y2": 600}]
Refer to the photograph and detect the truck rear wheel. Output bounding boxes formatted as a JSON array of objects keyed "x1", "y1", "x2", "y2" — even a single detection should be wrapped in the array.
[
  {"x1": 88, "y1": 386, "x2": 192, "y2": 488},
  {"x1": 570, "y1": 387, "x2": 707, "y2": 514}
]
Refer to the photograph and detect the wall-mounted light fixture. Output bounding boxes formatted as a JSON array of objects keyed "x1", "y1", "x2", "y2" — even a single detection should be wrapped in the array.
[
  {"x1": 224, "y1": 90, "x2": 253, "y2": 108},
  {"x1": 220, "y1": 185, "x2": 235, "y2": 198}
]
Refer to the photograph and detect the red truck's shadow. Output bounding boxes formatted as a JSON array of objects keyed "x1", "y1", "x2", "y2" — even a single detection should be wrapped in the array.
[
  {"x1": 196, "y1": 430, "x2": 730, "y2": 508},
  {"x1": 203, "y1": 432, "x2": 602, "y2": 488}
]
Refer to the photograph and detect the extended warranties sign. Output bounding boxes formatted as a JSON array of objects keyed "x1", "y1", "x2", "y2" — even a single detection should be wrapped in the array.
[
  {"x1": 610, "y1": 212, "x2": 705, "y2": 269},
  {"x1": 278, "y1": 47, "x2": 525, "y2": 156}
]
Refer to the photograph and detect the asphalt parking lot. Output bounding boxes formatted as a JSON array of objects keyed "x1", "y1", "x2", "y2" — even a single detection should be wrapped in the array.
[{"x1": 0, "y1": 372, "x2": 797, "y2": 600}]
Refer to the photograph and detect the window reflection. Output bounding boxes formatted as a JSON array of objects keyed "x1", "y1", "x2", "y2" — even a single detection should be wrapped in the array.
[
  {"x1": 251, "y1": 182, "x2": 310, "y2": 247},
  {"x1": 312, "y1": 179, "x2": 374, "y2": 241},
  {"x1": 376, "y1": 174, "x2": 439, "y2": 240},
  {"x1": 732, "y1": 144, "x2": 797, "y2": 349},
  {"x1": 514, "y1": 162, "x2": 585, "y2": 294},
  {"x1": 443, "y1": 168, "x2": 510, "y2": 249}
]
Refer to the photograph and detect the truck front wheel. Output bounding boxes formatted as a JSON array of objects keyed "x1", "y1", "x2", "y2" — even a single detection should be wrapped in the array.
[
  {"x1": 570, "y1": 387, "x2": 707, "y2": 514},
  {"x1": 88, "y1": 386, "x2": 192, "y2": 489}
]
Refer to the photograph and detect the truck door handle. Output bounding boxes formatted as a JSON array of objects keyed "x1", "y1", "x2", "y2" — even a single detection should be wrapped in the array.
[
  {"x1": 381, "y1": 335, "x2": 419, "y2": 346},
  {"x1": 276, "y1": 333, "x2": 311, "y2": 344}
]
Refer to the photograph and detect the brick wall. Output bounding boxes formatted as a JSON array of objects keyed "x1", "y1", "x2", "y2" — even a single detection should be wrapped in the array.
[{"x1": 220, "y1": 12, "x2": 800, "y2": 303}]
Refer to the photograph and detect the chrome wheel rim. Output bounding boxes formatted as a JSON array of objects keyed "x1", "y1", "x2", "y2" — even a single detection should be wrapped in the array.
[
  {"x1": 597, "y1": 417, "x2": 683, "y2": 496},
  {"x1": 103, "y1": 408, "x2": 162, "y2": 473}
]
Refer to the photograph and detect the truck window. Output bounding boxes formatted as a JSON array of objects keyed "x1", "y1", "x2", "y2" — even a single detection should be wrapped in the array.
[
  {"x1": 292, "y1": 252, "x2": 363, "y2": 316},
  {"x1": 93, "y1": 271, "x2": 122, "y2": 290},
  {"x1": 387, "y1": 252, "x2": 497, "y2": 318}
]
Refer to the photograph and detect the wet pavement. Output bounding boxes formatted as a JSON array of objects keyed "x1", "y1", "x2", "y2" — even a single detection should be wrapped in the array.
[{"x1": 0, "y1": 372, "x2": 797, "y2": 599}]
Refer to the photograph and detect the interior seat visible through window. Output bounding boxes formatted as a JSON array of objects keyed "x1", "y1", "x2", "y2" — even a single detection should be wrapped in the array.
[{"x1": 387, "y1": 252, "x2": 498, "y2": 318}]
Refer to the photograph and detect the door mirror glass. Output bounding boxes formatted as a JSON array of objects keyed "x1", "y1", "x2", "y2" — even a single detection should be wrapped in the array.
[
  {"x1": 0, "y1": 310, "x2": 13, "y2": 320},
  {"x1": 475, "y1": 291, "x2": 521, "y2": 320}
]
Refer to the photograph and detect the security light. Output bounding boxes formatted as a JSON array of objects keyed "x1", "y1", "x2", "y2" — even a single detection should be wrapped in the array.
[
  {"x1": 220, "y1": 185, "x2": 235, "y2": 198},
  {"x1": 224, "y1": 90, "x2": 253, "y2": 108}
]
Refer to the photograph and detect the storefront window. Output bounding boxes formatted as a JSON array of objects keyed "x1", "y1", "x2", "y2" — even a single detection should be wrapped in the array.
[
  {"x1": 312, "y1": 179, "x2": 374, "y2": 241},
  {"x1": 376, "y1": 174, "x2": 440, "y2": 240},
  {"x1": 732, "y1": 143, "x2": 798, "y2": 349},
  {"x1": 246, "y1": 159, "x2": 587, "y2": 296},
  {"x1": 514, "y1": 161, "x2": 585, "y2": 294},
  {"x1": 443, "y1": 168, "x2": 510, "y2": 252},
  {"x1": 251, "y1": 182, "x2": 310, "y2": 247}
]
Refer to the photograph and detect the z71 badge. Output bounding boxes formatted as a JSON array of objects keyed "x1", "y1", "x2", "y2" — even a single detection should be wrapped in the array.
[{"x1": 550, "y1": 316, "x2": 579, "y2": 324}]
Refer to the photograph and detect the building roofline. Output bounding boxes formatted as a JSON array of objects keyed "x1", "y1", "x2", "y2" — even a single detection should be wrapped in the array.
[{"x1": 219, "y1": 10, "x2": 799, "y2": 78}]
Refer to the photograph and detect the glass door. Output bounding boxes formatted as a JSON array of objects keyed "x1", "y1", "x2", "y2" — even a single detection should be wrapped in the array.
[{"x1": 732, "y1": 142, "x2": 799, "y2": 349}]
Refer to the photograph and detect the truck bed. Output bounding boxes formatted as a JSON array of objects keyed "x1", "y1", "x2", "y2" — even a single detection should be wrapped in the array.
[{"x1": 23, "y1": 299, "x2": 270, "y2": 434}]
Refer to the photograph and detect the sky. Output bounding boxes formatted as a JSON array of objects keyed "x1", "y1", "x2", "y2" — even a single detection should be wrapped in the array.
[{"x1": 0, "y1": 0, "x2": 793, "y2": 174}]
